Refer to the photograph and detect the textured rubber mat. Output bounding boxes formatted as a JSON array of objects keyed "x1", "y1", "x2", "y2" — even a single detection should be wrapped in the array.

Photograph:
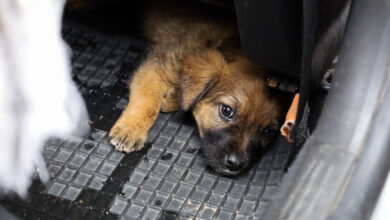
[{"x1": 0, "y1": 18, "x2": 294, "y2": 220}]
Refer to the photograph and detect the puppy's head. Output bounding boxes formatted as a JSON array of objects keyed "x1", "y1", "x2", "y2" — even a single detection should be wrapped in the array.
[{"x1": 180, "y1": 50, "x2": 285, "y2": 176}]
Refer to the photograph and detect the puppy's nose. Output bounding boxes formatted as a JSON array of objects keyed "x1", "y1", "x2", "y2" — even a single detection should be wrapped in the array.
[{"x1": 225, "y1": 154, "x2": 246, "y2": 172}]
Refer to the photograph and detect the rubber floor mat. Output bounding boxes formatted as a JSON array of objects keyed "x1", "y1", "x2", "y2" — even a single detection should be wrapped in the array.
[{"x1": 0, "y1": 18, "x2": 295, "y2": 220}]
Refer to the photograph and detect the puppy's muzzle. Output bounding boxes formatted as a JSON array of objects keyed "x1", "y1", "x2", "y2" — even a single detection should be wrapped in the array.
[{"x1": 225, "y1": 153, "x2": 248, "y2": 172}]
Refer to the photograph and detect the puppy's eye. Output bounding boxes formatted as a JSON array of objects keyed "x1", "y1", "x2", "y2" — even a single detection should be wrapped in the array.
[
  {"x1": 263, "y1": 127, "x2": 277, "y2": 139},
  {"x1": 219, "y1": 104, "x2": 234, "y2": 119}
]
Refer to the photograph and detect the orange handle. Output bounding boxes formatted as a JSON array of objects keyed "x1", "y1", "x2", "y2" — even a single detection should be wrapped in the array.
[{"x1": 281, "y1": 93, "x2": 300, "y2": 143}]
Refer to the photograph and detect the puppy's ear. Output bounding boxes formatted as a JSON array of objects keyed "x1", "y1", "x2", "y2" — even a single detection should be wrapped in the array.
[{"x1": 180, "y1": 50, "x2": 227, "y2": 111}]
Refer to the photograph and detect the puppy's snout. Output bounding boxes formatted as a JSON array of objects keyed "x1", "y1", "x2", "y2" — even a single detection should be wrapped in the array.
[{"x1": 225, "y1": 153, "x2": 247, "y2": 172}]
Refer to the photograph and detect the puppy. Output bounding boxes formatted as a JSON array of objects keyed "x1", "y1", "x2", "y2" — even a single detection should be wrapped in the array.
[{"x1": 109, "y1": 3, "x2": 285, "y2": 176}]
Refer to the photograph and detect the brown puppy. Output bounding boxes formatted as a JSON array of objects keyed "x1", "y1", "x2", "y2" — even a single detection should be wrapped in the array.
[{"x1": 110, "y1": 3, "x2": 285, "y2": 176}]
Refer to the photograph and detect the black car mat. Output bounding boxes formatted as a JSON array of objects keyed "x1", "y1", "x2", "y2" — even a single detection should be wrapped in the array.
[{"x1": 0, "y1": 18, "x2": 295, "y2": 220}]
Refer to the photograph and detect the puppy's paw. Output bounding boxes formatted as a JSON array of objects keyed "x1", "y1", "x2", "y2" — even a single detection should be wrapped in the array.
[{"x1": 109, "y1": 119, "x2": 148, "y2": 153}]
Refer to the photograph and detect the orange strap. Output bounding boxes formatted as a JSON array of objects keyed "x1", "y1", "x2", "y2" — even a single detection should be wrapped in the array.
[{"x1": 281, "y1": 93, "x2": 300, "y2": 143}]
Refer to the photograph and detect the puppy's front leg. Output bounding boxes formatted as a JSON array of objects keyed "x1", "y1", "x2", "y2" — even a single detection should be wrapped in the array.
[{"x1": 110, "y1": 60, "x2": 167, "y2": 152}]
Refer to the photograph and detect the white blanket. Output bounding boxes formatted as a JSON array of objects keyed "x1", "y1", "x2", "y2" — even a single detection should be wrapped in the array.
[{"x1": 0, "y1": 0, "x2": 88, "y2": 196}]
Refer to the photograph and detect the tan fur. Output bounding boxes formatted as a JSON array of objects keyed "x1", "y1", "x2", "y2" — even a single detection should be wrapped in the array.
[
  {"x1": 110, "y1": 3, "x2": 284, "y2": 156},
  {"x1": 191, "y1": 57, "x2": 282, "y2": 151}
]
